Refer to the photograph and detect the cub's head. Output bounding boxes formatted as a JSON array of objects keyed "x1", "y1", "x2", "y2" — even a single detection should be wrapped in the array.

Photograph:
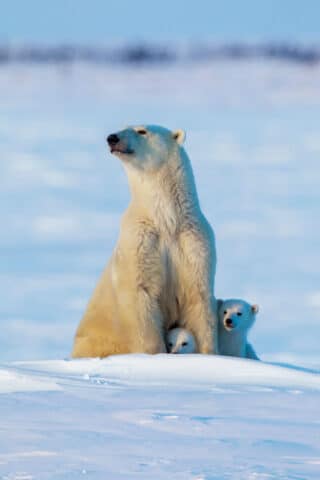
[
  {"x1": 217, "y1": 298, "x2": 259, "y2": 333},
  {"x1": 166, "y1": 327, "x2": 196, "y2": 354},
  {"x1": 106, "y1": 125, "x2": 186, "y2": 172}
]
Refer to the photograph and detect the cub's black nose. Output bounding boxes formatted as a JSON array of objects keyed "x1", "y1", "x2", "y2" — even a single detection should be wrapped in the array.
[
  {"x1": 225, "y1": 318, "x2": 233, "y2": 327},
  {"x1": 107, "y1": 134, "x2": 119, "y2": 146}
]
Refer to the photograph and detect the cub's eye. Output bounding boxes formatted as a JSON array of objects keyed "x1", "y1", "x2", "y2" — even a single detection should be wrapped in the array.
[
  {"x1": 136, "y1": 128, "x2": 147, "y2": 135},
  {"x1": 237, "y1": 312, "x2": 242, "y2": 316},
  {"x1": 223, "y1": 311, "x2": 227, "y2": 315},
  {"x1": 182, "y1": 342, "x2": 188, "y2": 346}
]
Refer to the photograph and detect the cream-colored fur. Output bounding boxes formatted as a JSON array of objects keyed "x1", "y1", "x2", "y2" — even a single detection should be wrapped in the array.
[
  {"x1": 167, "y1": 298, "x2": 259, "y2": 359},
  {"x1": 217, "y1": 298, "x2": 259, "y2": 360},
  {"x1": 72, "y1": 125, "x2": 218, "y2": 358}
]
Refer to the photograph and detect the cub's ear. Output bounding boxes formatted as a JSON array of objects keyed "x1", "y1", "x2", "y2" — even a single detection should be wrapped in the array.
[
  {"x1": 251, "y1": 304, "x2": 259, "y2": 314},
  {"x1": 172, "y1": 129, "x2": 186, "y2": 145},
  {"x1": 216, "y1": 298, "x2": 223, "y2": 311}
]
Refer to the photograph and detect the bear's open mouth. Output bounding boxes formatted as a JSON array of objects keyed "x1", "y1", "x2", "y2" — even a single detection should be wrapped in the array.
[
  {"x1": 110, "y1": 146, "x2": 134, "y2": 155},
  {"x1": 224, "y1": 322, "x2": 236, "y2": 331}
]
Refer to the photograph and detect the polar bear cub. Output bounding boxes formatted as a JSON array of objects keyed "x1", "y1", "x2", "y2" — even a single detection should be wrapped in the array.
[
  {"x1": 166, "y1": 327, "x2": 197, "y2": 354},
  {"x1": 217, "y1": 298, "x2": 259, "y2": 359},
  {"x1": 167, "y1": 298, "x2": 259, "y2": 360}
]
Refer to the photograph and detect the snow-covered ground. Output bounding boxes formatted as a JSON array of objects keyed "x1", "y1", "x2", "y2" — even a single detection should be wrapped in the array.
[
  {"x1": 0, "y1": 59, "x2": 320, "y2": 478},
  {"x1": 1, "y1": 355, "x2": 320, "y2": 479}
]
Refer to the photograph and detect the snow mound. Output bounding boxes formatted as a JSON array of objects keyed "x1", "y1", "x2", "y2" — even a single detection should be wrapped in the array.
[
  {"x1": 0, "y1": 367, "x2": 60, "y2": 394},
  {"x1": 12, "y1": 354, "x2": 320, "y2": 391},
  {"x1": 1, "y1": 356, "x2": 320, "y2": 479}
]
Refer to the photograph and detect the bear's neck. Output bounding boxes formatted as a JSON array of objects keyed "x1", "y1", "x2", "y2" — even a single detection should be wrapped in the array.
[
  {"x1": 219, "y1": 327, "x2": 248, "y2": 357},
  {"x1": 125, "y1": 148, "x2": 202, "y2": 234}
]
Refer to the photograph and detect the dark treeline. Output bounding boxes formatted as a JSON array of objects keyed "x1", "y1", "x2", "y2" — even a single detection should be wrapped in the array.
[{"x1": 0, "y1": 43, "x2": 319, "y2": 66}]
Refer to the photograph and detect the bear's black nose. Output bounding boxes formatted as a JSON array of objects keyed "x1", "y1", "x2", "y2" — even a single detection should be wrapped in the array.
[
  {"x1": 225, "y1": 318, "x2": 233, "y2": 327},
  {"x1": 107, "y1": 134, "x2": 119, "y2": 146}
]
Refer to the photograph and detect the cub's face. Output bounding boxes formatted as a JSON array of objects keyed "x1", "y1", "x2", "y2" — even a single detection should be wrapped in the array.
[
  {"x1": 218, "y1": 299, "x2": 259, "y2": 333},
  {"x1": 166, "y1": 328, "x2": 196, "y2": 354},
  {"x1": 106, "y1": 125, "x2": 185, "y2": 172}
]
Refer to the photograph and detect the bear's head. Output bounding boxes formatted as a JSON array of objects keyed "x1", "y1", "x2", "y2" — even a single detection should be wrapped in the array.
[
  {"x1": 217, "y1": 298, "x2": 259, "y2": 333},
  {"x1": 166, "y1": 327, "x2": 196, "y2": 354},
  {"x1": 107, "y1": 125, "x2": 186, "y2": 172}
]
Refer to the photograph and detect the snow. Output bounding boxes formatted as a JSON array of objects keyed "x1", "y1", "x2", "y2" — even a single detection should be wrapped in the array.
[
  {"x1": 12, "y1": 355, "x2": 320, "y2": 391},
  {"x1": 1, "y1": 356, "x2": 320, "y2": 479},
  {"x1": 0, "y1": 368, "x2": 59, "y2": 394}
]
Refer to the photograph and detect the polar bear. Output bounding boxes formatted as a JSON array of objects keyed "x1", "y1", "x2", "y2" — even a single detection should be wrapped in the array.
[
  {"x1": 166, "y1": 327, "x2": 197, "y2": 354},
  {"x1": 72, "y1": 125, "x2": 218, "y2": 358},
  {"x1": 217, "y1": 298, "x2": 259, "y2": 360},
  {"x1": 167, "y1": 298, "x2": 259, "y2": 359}
]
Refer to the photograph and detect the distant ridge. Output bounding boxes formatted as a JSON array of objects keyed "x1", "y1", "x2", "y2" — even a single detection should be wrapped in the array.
[{"x1": 0, "y1": 42, "x2": 319, "y2": 66}]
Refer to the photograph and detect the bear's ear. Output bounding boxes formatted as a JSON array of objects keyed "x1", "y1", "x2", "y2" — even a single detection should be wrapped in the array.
[
  {"x1": 251, "y1": 304, "x2": 259, "y2": 314},
  {"x1": 172, "y1": 129, "x2": 186, "y2": 145}
]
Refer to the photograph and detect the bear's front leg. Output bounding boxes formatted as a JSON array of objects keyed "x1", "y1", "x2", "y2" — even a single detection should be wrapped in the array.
[
  {"x1": 123, "y1": 221, "x2": 167, "y2": 354},
  {"x1": 134, "y1": 287, "x2": 167, "y2": 353},
  {"x1": 182, "y1": 295, "x2": 218, "y2": 354},
  {"x1": 178, "y1": 227, "x2": 219, "y2": 354}
]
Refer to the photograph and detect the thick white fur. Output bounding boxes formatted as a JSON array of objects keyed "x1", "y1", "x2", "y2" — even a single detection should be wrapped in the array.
[
  {"x1": 217, "y1": 298, "x2": 259, "y2": 360},
  {"x1": 166, "y1": 327, "x2": 197, "y2": 354},
  {"x1": 167, "y1": 298, "x2": 259, "y2": 359},
  {"x1": 72, "y1": 125, "x2": 218, "y2": 357}
]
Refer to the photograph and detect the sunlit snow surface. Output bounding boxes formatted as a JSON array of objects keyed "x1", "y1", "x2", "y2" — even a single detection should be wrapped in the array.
[
  {"x1": 0, "y1": 59, "x2": 320, "y2": 478},
  {"x1": 0, "y1": 356, "x2": 319, "y2": 479}
]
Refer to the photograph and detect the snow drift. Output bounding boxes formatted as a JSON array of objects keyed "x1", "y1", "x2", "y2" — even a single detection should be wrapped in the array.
[{"x1": 1, "y1": 356, "x2": 319, "y2": 479}]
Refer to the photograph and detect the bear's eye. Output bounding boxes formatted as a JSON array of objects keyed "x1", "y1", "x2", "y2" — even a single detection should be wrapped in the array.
[
  {"x1": 182, "y1": 342, "x2": 188, "y2": 346},
  {"x1": 237, "y1": 312, "x2": 242, "y2": 316},
  {"x1": 136, "y1": 128, "x2": 147, "y2": 135},
  {"x1": 223, "y1": 310, "x2": 227, "y2": 315},
  {"x1": 168, "y1": 342, "x2": 173, "y2": 347}
]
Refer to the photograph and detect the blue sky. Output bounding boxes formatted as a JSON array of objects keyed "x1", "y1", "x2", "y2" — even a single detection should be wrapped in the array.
[{"x1": 1, "y1": 0, "x2": 320, "y2": 44}]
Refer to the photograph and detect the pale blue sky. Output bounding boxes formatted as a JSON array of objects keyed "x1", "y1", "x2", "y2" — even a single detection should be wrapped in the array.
[{"x1": 1, "y1": 0, "x2": 320, "y2": 44}]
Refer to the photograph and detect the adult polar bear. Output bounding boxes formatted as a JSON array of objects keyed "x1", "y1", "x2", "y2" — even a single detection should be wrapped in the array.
[{"x1": 72, "y1": 125, "x2": 218, "y2": 357}]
